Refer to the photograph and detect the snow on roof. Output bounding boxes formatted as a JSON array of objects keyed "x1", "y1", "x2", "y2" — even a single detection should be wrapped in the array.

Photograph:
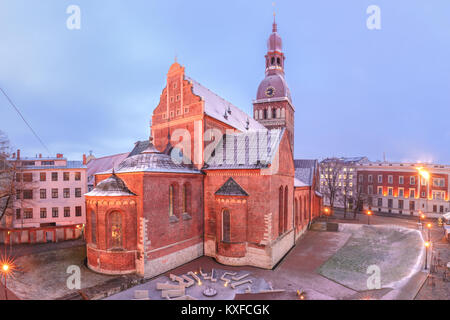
[
  {"x1": 87, "y1": 153, "x2": 129, "y2": 184},
  {"x1": 85, "y1": 173, "x2": 136, "y2": 197},
  {"x1": 203, "y1": 128, "x2": 285, "y2": 170},
  {"x1": 186, "y1": 76, "x2": 265, "y2": 132},
  {"x1": 294, "y1": 159, "x2": 318, "y2": 187}
]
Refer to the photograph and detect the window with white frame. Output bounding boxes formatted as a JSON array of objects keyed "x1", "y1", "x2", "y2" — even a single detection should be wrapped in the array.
[
  {"x1": 388, "y1": 187, "x2": 393, "y2": 196},
  {"x1": 368, "y1": 175, "x2": 373, "y2": 183},
  {"x1": 378, "y1": 186, "x2": 383, "y2": 195},
  {"x1": 432, "y1": 190, "x2": 445, "y2": 200},
  {"x1": 378, "y1": 175, "x2": 383, "y2": 183},
  {"x1": 399, "y1": 176, "x2": 404, "y2": 184},
  {"x1": 388, "y1": 175, "x2": 393, "y2": 184},
  {"x1": 398, "y1": 188, "x2": 404, "y2": 198},
  {"x1": 410, "y1": 176, "x2": 415, "y2": 185}
]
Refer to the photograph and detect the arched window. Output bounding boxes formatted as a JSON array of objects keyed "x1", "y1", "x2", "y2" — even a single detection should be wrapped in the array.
[
  {"x1": 279, "y1": 187, "x2": 284, "y2": 236},
  {"x1": 263, "y1": 109, "x2": 267, "y2": 119},
  {"x1": 91, "y1": 210, "x2": 96, "y2": 245},
  {"x1": 222, "y1": 209, "x2": 231, "y2": 242},
  {"x1": 303, "y1": 197, "x2": 307, "y2": 221},
  {"x1": 294, "y1": 199, "x2": 298, "y2": 227},
  {"x1": 109, "y1": 211, "x2": 122, "y2": 249},
  {"x1": 169, "y1": 185, "x2": 174, "y2": 216},
  {"x1": 277, "y1": 57, "x2": 281, "y2": 66},
  {"x1": 284, "y1": 186, "x2": 288, "y2": 232},
  {"x1": 273, "y1": 108, "x2": 277, "y2": 119},
  {"x1": 182, "y1": 183, "x2": 190, "y2": 213},
  {"x1": 271, "y1": 57, "x2": 275, "y2": 65}
]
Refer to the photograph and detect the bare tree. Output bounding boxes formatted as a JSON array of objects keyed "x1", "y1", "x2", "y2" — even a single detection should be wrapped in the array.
[
  {"x1": 339, "y1": 171, "x2": 354, "y2": 219},
  {"x1": 0, "y1": 130, "x2": 14, "y2": 225},
  {"x1": 320, "y1": 158, "x2": 344, "y2": 210},
  {"x1": 348, "y1": 180, "x2": 368, "y2": 219}
]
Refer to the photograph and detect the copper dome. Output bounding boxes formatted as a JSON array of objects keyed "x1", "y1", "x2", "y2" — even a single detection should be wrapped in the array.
[{"x1": 256, "y1": 73, "x2": 292, "y2": 102}]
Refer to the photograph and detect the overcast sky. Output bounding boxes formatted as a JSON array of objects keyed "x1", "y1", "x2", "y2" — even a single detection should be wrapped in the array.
[{"x1": 1, "y1": 0, "x2": 449, "y2": 163}]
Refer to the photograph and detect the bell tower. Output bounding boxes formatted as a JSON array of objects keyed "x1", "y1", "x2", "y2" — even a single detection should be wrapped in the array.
[{"x1": 253, "y1": 15, "x2": 295, "y2": 153}]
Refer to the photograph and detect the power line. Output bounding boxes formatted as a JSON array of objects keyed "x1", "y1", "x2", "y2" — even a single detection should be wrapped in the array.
[{"x1": 0, "y1": 86, "x2": 50, "y2": 154}]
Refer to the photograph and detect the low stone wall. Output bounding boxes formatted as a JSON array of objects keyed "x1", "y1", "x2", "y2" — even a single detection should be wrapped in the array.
[
  {"x1": 0, "y1": 224, "x2": 83, "y2": 245},
  {"x1": 144, "y1": 241, "x2": 203, "y2": 279}
]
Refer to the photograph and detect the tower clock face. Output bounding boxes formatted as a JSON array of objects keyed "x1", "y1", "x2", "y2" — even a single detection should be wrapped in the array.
[{"x1": 265, "y1": 86, "x2": 275, "y2": 97}]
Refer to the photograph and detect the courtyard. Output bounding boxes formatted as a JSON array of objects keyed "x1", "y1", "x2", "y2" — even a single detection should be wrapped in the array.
[{"x1": 4, "y1": 214, "x2": 447, "y2": 300}]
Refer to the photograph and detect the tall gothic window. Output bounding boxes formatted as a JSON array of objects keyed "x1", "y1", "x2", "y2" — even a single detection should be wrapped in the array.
[
  {"x1": 91, "y1": 210, "x2": 96, "y2": 245},
  {"x1": 182, "y1": 183, "x2": 191, "y2": 213},
  {"x1": 109, "y1": 211, "x2": 122, "y2": 249},
  {"x1": 279, "y1": 186, "x2": 284, "y2": 236},
  {"x1": 294, "y1": 199, "x2": 298, "y2": 227},
  {"x1": 169, "y1": 185, "x2": 174, "y2": 216},
  {"x1": 303, "y1": 197, "x2": 307, "y2": 221},
  {"x1": 284, "y1": 186, "x2": 288, "y2": 232},
  {"x1": 222, "y1": 209, "x2": 231, "y2": 242}
]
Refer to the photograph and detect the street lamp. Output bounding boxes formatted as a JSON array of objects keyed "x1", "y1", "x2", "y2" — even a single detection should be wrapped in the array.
[
  {"x1": 426, "y1": 223, "x2": 432, "y2": 241},
  {"x1": 0, "y1": 256, "x2": 16, "y2": 301},
  {"x1": 323, "y1": 207, "x2": 330, "y2": 222},
  {"x1": 366, "y1": 210, "x2": 372, "y2": 225},
  {"x1": 424, "y1": 241, "x2": 431, "y2": 270},
  {"x1": 419, "y1": 212, "x2": 426, "y2": 227}
]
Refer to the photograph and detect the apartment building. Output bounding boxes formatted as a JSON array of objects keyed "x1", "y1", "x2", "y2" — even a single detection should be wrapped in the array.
[
  {"x1": 9, "y1": 150, "x2": 87, "y2": 228},
  {"x1": 320, "y1": 157, "x2": 369, "y2": 209},
  {"x1": 357, "y1": 161, "x2": 449, "y2": 217}
]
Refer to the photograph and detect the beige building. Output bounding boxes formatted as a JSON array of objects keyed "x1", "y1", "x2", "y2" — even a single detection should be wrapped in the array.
[{"x1": 9, "y1": 151, "x2": 87, "y2": 228}]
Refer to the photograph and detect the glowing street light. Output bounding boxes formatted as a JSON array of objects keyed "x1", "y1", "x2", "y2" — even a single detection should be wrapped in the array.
[
  {"x1": 0, "y1": 258, "x2": 15, "y2": 301},
  {"x1": 426, "y1": 223, "x2": 432, "y2": 241},
  {"x1": 424, "y1": 241, "x2": 431, "y2": 270},
  {"x1": 366, "y1": 210, "x2": 372, "y2": 225}
]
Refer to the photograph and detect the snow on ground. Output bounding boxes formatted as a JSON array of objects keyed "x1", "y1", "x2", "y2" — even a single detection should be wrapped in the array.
[
  {"x1": 8, "y1": 246, "x2": 116, "y2": 300},
  {"x1": 318, "y1": 224, "x2": 423, "y2": 292}
]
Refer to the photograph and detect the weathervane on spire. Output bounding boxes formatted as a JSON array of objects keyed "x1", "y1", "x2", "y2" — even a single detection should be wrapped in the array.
[{"x1": 272, "y1": 2, "x2": 277, "y2": 32}]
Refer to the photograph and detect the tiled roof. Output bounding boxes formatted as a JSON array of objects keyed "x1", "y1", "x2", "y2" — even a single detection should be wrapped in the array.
[
  {"x1": 85, "y1": 174, "x2": 136, "y2": 197},
  {"x1": 321, "y1": 157, "x2": 369, "y2": 164},
  {"x1": 128, "y1": 141, "x2": 150, "y2": 158},
  {"x1": 87, "y1": 153, "x2": 129, "y2": 184},
  {"x1": 186, "y1": 76, "x2": 265, "y2": 132},
  {"x1": 203, "y1": 128, "x2": 285, "y2": 170},
  {"x1": 13, "y1": 161, "x2": 86, "y2": 170},
  {"x1": 102, "y1": 143, "x2": 201, "y2": 175},
  {"x1": 294, "y1": 159, "x2": 318, "y2": 187},
  {"x1": 215, "y1": 177, "x2": 249, "y2": 196}
]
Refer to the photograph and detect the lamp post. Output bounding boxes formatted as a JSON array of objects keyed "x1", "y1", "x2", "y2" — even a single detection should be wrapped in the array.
[
  {"x1": 426, "y1": 223, "x2": 432, "y2": 242},
  {"x1": 424, "y1": 241, "x2": 431, "y2": 270},
  {"x1": 324, "y1": 207, "x2": 330, "y2": 222},
  {"x1": 1, "y1": 263, "x2": 10, "y2": 300},
  {"x1": 419, "y1": 213, "x2": 426, "y2": 228},
  {"x1": 366, "y1": 210, "x2": 372, "y2": 225}
]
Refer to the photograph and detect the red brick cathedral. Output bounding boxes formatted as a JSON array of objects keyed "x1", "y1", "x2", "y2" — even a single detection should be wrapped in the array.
[{"x1": 85, "y1": 18, "x2": 323, "y2": 277}]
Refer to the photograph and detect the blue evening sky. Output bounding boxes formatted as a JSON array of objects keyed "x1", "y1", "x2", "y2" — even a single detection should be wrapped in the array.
[{"x1": 0, "y1": 0, "x2": 449, "y2": 163}]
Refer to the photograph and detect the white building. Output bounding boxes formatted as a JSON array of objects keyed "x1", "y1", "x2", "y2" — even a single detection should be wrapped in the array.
[{"x1": 9, "y1": 151, "x2": 87, "y2": 228}]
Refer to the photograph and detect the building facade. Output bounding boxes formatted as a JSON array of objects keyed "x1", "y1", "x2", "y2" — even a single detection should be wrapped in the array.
[
  {"x1": 357, "y1": 162, "x2": 450, "y2": 217},
  {"x1": 319, "y1": 157, "x2": 369, "y2": 209},
  {"x1": 85, "y1": 17, "x2": 322, "y2": 278},
  {"x1": 6, "y1": 151, "x2": 87, "y2": 229}
]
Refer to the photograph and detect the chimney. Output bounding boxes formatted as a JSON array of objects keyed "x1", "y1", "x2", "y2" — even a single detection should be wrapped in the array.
[
  {"x1": 17, "y1": 149, "x2": 20, "y2": 160},
  {"x1": 12, "y1": 153, "x2": 16, "y2": 158},
  {"x1": 39, "y1": 154, "x2": 42, "y2": 158},
  {"x1": 56, "y1": 153, "x2": 63, "y2": 159},
  {"x1": 83, "y1": 154, "x2": 87, "y2": 165}
]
